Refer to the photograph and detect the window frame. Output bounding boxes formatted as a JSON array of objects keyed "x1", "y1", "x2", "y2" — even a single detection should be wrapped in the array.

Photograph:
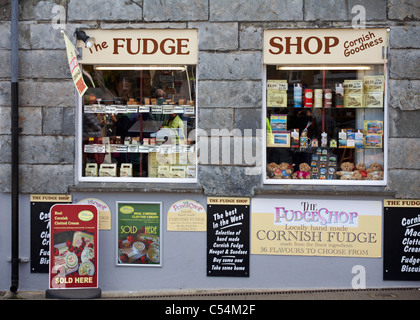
[
  {"x1": 262, "y1": 63, "x2": 389, "y2": 186},
  {"x1": 75, "y1": 64, "x2": 199, "y2": 184}
]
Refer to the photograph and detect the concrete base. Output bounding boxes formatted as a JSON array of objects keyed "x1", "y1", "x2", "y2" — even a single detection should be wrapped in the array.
[{"x1": 45, "y1": 288, "x2": 101, "y2": 299}]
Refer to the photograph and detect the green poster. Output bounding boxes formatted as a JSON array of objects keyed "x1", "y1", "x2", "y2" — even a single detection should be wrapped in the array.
[{"x1": 116, "y1": 202, "x2": 161, "y2": 267}]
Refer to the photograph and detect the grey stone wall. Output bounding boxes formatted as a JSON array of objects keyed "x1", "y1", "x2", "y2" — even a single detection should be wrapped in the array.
[{"x1": 0, "y1": 0, "x2": 419, "y2": 198}]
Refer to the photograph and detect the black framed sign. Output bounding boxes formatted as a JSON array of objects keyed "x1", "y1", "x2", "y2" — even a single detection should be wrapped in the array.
[
  {"x1": 384, "y1": 199, "x2": 420, "y2": 281},
  {"x1": 207, "y1": 197, "x2": 250, "y2": 277},
  {"x1": 30, "y1": 194, "x2": 72, "y2": 273}
]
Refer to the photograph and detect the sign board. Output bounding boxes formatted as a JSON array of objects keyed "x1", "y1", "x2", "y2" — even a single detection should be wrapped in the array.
[
  {"x1": 49, "y1": 204, "x2": 98, "y2": 289},
  {"x1": 30, "y1": 194, "x2": 72, "y2": 273},
  {"x1": 167, "y1": 199, "x2": 206, "y2": 231},
  {"x1": 264, "y1": 28, "x2": 388, "y2": 64},
  {"x1": 384, "y1": 199, "x2": 420, "y2": 280},
  {"x1": 116, "y1": 202, "x2": 162, "y2": 267},
  {"x1": 207, "y1": 197, "x2": 250, "y2": 277},
  {"x1": 78, "y1": 29, "x2": 198, "y2": 65},
  {"x1": 251, "y1": 198, "x2": 382, "y2": 257}
]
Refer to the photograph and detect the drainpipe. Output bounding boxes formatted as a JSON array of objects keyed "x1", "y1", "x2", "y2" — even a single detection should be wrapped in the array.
[{"x1": 10, "y1": 0, "x2": 20, "y2": 294}]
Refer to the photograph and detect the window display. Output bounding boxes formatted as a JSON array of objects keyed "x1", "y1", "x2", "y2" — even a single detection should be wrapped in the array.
[
  {"x1": 265, "y1": 64, "x2": 386, "y2": 184},
  {"x1": 79, "y1": 65, "x2": 197, "y2": 181}
]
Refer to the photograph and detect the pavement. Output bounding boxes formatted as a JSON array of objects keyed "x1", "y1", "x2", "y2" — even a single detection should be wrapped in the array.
[{"x1": 2, "y1": 287, "x2": 420, "y2": 300}]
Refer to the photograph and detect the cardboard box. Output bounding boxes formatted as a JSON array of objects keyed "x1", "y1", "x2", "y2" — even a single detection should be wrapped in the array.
[
  {"x1": 364, "y1": 75, "x2": 385, "y2": 92},
  {"x1": 344, "y1": 80, "x2": 363, "y2": 95},
  {"x1": 148, "y1": 152, "x2": 176, "y2": 178},
  {"x1": 267, "y1": 91, "x2": 287, "y2": 107},
  {"x1": 120, "y1": 163, "x2": 132, "y2": 177},
  {"x1": 170, "y1": 166, "x2": 186, "y2": 178},
  {"x1": 99, "y1": 163, "x2": 117, "y2": 177},
  {"x1": 344, "y1": 94, "x2": 363, "y2": 108},
  {"x1": 186, "y1": 166, "x2": 196, "y2": 178},
  {"x1": 365, "y1": 92, "x2": 383, "y2": 108},
  {"x1": 158, "y1": 165, "x2": 171, "y2": 178},
  {"x1": 364, "y1": 134, "x2": 383, "y2": 148},
  {"x1": 85, "y1": 163, "x2": 98, "y2": 177}
]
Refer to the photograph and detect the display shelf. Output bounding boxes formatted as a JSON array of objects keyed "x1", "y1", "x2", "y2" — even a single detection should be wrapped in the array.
[
  {"x1": 84, "y1": 144, "x2": 195, "y2": 154},
  {"x1": 267, "y1": 145, "x2": 384, "y2": 150},
  {"x1": 267, "y1": 106, "x2": 383, "y2": 109},
  {"x1": 84, "y1": 104, "x2": 196, "y2": 114},
  {"x1": 265, "y1": 64, "x2": 386, "y2": 183}
]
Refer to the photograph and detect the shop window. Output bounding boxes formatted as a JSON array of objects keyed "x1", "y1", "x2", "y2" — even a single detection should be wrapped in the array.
[
  {"x1": 264, "y1": 64, "x2": 387, "y2": 184},
  {"x1": 78, "y1": 65, "x2": 197, "y2": 181}
]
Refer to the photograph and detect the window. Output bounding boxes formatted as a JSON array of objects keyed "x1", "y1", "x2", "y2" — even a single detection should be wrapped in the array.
[
  {"x1": 78, "y1": 65, "x2": 197, "y2": 181},
  {"x1": 264, "y1": 64, "x2": 386, "y2": 184},
  {"x1": 263, "y1": 28, "x2": 389, "y2": 185},
  {"x1": 75, "y1": 29, "x2": 198, "y2": 183}
]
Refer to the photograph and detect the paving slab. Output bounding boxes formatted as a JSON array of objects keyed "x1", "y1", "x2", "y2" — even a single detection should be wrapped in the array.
[{"x1": 2, "y1": 287, "x2": 420, "y2": 300}]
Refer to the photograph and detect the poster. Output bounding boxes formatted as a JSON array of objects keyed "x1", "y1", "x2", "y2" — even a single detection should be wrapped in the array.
[
  {"x1": 251, "y1": 198, "x2": 382, "y2": 258},
  {"x1": 77, "y1": 198, "x2": 111, "y2": 230},
  {"x1": 207, "y1": 197, "x2": 250, "y2": 277},
  {"x1": 167, "y1": 199, "x2": 206, "y2": 231},
  {"x1": 116, "y1": 202, "x2": 162, "y2": 267},
  {"x1": 384, "y1": 199, "x2": 420, "y2": 280},
  {"x1": 62, "y1": 31, "x2": 87, "y2": 96},
  {"x1": 49, "y1": 204, "x2": 98, "y2": 289},
  {"x1": 30, "y1": 194, "x2": 72, "y2": 273}
]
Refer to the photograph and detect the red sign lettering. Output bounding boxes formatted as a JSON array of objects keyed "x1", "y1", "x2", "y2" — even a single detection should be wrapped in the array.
[{"x1": 112, "y1": 38, "x2": 191, "y2": 56}]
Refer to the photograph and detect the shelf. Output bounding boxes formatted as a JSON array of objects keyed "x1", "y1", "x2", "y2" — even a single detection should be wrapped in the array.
[
  {"x1": 267, "y1": 146, "x2": 383, "y2": 150},
  {"x1": 84, "y1": 104, "x2": 195, "y2": 114},
  {"x1": 267, "y1": 106, "x2": 383, "y2": 110},
  {"x1": 84, "y1": 144, "x2": 195, "y2": 154}
]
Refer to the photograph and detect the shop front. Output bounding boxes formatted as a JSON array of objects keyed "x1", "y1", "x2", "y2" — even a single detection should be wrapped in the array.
[
  {"x1": 252, "y1": 27, "x2": 396, "y2": 286},
  {"x1": 46, "y1": 27, "x2": 415, "y2": 292},
  {"x1": 2, "y1": 9, "x2": 419, "y2": 295}
]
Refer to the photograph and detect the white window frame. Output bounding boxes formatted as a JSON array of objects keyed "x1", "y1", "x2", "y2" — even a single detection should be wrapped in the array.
[
  {"x1": 262, "y1": 63, "x2": 388, "y2": 186},
  {"x1": 75, "y1": 66, "x2": 199, "y2": 184}
]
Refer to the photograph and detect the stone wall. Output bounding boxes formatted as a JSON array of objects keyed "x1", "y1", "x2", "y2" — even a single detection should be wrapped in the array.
[{"x1": 0, "y1": 0, "x2": 418, "y2": 198}]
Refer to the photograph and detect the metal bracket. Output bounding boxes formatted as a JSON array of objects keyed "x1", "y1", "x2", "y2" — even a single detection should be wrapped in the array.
[{"x1": 7, "y1": 257, "x2": 30, "y2": 263}]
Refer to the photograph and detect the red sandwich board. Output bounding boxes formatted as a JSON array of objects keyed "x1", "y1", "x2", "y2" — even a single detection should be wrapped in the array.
[{"x1": 49, "y1": 204, "x2": 98, "y2": 290}]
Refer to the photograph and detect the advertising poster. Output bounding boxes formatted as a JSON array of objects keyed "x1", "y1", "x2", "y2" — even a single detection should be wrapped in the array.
[
  {"x1": 77, "y1": 198, "x2": 111, "y2": 230},
  {"x1": 30, "y1": 194, "x2": 72, "y2": 273},
  {"x1": 207, "y1": 197, "x2": 250, "y2": 277},
  {"x1": 384, "y1": 199, "x2": 420, "y2": 280},
  {"x1": 167, "y1": 199, "x2": 206, "y2": 232},
  {"x1": 62, "y1": 31, "x2": 87, "y2": 96},
  {"x1": 49, "y1": 204, "x2": 98, "y2": 289},
  {"x1": 251, "y1": 198, "x2": 382, "y2": 258},
  {"x1": 117, "y1": 202, "x2": 162, "y2": 267}
]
